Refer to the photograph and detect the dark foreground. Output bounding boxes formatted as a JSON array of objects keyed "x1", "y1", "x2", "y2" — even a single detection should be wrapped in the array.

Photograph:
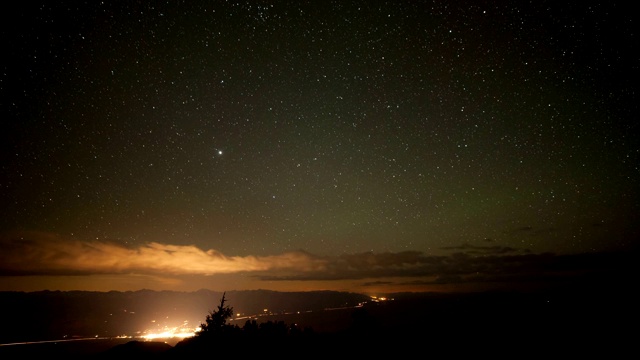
[{"x1": 0, "y1": 289, "x2": 634, "y2": 358}]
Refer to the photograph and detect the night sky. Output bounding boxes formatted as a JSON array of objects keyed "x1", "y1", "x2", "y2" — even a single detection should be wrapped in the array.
[{"x1": 1, "y1": 0, "x2": 637, "y2": 294}]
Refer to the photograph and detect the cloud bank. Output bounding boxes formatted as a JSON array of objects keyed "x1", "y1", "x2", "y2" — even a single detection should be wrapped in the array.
[
  {"x1": 0, "y1": 231, "x2": 327, "y2": 276},
  {"x1": 0, "y1": 231, "x2": 633, "y2": 291}
]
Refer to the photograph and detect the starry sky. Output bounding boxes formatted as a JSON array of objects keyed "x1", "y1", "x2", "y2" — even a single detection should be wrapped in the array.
[{"x1": 1, "y1": 0, "x2": 637, "y2": 294}]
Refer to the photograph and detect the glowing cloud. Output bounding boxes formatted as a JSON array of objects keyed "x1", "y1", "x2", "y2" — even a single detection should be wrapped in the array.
[
  {"x1": 0, "y1": 231, "x2": 632, "y2": 294},
  {"x1": 0, "y1": 231, "x2": 327, "y2": 276}
]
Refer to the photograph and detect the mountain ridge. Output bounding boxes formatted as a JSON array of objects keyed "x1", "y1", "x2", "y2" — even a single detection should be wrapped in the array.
[{"x1": 0, "y1": 288, "x2": 371, "y2": 344}]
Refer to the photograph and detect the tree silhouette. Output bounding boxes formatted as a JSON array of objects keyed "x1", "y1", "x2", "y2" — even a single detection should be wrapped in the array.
[
  {"x1": 196, "y1": 292, "x2": 236, "y2": 336},
  {"x1": 170, "y1": 292, "x2": 326, "y2": 356},
  {"x1": 242, "y1": 319, "x2": 259, "y2": 335}
]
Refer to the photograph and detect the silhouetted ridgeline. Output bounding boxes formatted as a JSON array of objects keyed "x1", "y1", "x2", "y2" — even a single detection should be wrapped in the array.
[
  {"x1": 0, "y1": 289, "x2": 369, "y2": 343},
  {"x1": 0, "y1": 287, "x2": 634, "y2": 358}
]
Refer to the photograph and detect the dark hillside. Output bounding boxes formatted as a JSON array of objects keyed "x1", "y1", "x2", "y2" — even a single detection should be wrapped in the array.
[
  {"x1": 0, "y1": 287, "x2": 633, "y2": 358},
  {"x1": 0, "y1": 289, "x2": 369, "y2": 344}
]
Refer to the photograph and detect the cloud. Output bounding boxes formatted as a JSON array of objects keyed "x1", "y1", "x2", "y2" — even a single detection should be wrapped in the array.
[
  {"x1": 439, "y1": 243, "x2": 522, "y2": 255},
  {"x1": 0, "y1": 231, "x2": 327, "y2": 276},
  {"x1": 0, "y1": 231, "x2": 633, "y2": 292},
  {"x1": 258, "y1": 245, "x2": 635, "y2": 290}
]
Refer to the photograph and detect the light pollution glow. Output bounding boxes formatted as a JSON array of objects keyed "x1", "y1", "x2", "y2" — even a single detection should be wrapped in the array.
[
  {"x1": 0, "y1": 230, "x2": 631, "y2": 294},
  {"x1": 138, "y1": 298, "x2": 378, "y2": 342}
]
